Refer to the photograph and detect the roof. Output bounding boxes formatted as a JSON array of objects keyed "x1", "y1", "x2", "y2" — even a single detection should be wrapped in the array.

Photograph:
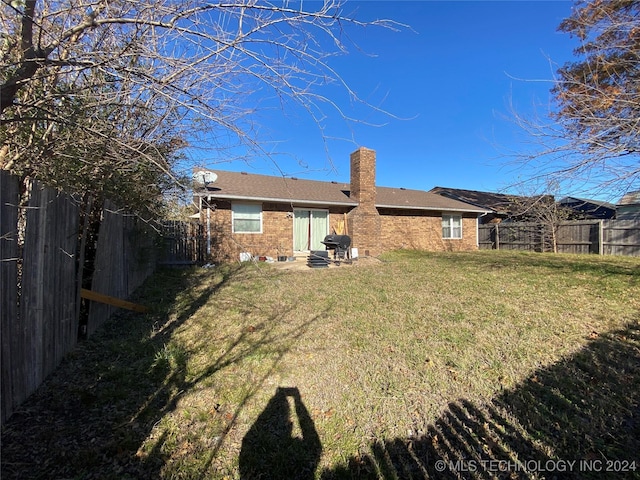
[
  {"x1": 618, "y1": 190, "x2": 640, "y2": 206},
  {"x1": 195, "y1": 170, "x2": 489, "y2": 213},
  {"x1": 375, "y1": 186, "x2": 488, "y2": 212},
  {"x1": 428, "y1": 186, "x2": 523, "y2": 213},
  {"x1": 559, "y1": 196, "x2": 616, "y2": 209},
  {"x1": 558, "y1": 196, "x2": 617, "y2": 219},
  {"x1": 196, "y1": 170, "x2": 356, "y2": 206}
]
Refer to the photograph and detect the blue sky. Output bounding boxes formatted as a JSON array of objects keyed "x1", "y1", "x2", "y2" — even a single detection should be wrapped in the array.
[{"x1": 189, "y1": 1, "x2": 578, "y2": 195}]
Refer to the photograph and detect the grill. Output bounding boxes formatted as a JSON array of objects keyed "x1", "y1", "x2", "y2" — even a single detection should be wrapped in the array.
[{"x1": 321, "y1": 234, "x2": 351, "y2": 263}]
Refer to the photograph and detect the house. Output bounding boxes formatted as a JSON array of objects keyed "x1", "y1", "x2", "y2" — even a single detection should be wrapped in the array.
[
  {"x1": 616, "y1": 190, "x2": 640, "y2": 220},
  {"x1": 557, "y1": 196, "x2": 616, "y2": 220},
  {"x1": 193, "y1": 148, "x2": 490, "y2": 262},
  {"x1": 428, "y1": 187, "x2": 528, "y2": 223}
]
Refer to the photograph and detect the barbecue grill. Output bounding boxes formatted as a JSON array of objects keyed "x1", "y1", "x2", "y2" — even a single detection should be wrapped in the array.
[{"x1": 321, "y1": 234, "x2": 351, "y2": 263}]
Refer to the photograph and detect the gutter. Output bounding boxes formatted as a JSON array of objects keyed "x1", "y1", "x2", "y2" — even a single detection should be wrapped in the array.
[
  {"x1": 194, "y1": 192, "x2": 491, "y2": 213},
  {"x1": 375, "y1": 203, "x2": 491, "y2": 214},
  {"x1": 194, "y1": 192, "x2": 357, "y2": 207}
]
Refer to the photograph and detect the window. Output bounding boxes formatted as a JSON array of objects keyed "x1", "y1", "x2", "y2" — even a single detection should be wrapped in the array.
[
  {"x1": 232, "y1": 203, "x2": 262, "y2": 233},
  {"x1": 442, "y1": 214, "x2": 462, "y2": 239}
]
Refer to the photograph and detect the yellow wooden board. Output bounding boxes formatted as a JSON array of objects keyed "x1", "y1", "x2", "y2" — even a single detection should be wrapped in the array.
[{"x1": 81, "y1": 288, "x2": 149, "y2": 313}]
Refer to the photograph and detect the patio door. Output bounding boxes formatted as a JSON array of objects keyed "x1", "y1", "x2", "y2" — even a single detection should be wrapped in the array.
[{"x1": 293, "y1": 209, "x2": 329, "y2": 252}]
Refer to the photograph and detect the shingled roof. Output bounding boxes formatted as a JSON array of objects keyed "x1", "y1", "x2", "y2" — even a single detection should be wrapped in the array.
[
  {"x1": 376, "y1": 186, "x2": 488, "y2": 212},
  {"x1": 428, "y1": 186, "x2": 523, "y2": 214},
  {"x1": 195, "y1": 170, "x2": 489, "y2": 213},
  {"x1": 196, "y1": 170, "x2": 355, "y2": 206}
]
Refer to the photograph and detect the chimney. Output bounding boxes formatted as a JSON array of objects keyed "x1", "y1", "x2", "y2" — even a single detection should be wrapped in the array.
[
  {"x1": 347, "y1": 147, "x2": 381, "y2": 256},
  {"x1": 350, "y1": 147, "x2": 377, "y2": 208}
]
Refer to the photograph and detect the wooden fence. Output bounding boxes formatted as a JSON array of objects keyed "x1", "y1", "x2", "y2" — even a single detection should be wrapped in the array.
[
  {"x1": 1, "y1": 172, "x2": 201, "y2": 423},
  {"x1": 85, "y1": 201, "x2": 158, "y2": 336},
  {"x1": 1, "y1": 173, "x2": 81, "y2": 423},
  {"x1": 159, "y1": 220, "x2": 206, "y2": 266},
  {"x1": 479, "y1": 219, "x2": 640, "y2": 256}
]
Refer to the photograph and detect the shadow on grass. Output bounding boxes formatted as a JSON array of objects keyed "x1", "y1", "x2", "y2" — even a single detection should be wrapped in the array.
[
  {"x1": 0, "y1": 264, "x2": 322, "y2": 480},
  {"x1": 322, "y1": 322, "x2": 640, "y2": 480},
  {"x1": 143, "y1": 292, "x2": 328, "y2": 479},
  {"x1": 239, "y1": 386, "x2": 322, "y2": 480}
]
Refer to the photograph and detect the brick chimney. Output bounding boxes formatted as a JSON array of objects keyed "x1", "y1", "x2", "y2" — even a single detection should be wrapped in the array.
[{"x1": 348, "y1": 147, "x2": 381, "y2": 256}]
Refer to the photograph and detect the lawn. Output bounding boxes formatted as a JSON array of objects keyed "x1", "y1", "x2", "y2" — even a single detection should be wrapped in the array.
[{"x1": 2, "y1": 250, "x2": 639, "y2": 479}]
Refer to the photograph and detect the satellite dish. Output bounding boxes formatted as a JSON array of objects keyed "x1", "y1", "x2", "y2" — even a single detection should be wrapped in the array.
[{"x1": 193, "y1": 170, "x2": 217, "y2": 185}]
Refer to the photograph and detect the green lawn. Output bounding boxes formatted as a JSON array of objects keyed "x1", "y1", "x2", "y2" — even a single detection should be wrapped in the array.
[{"x1": 2, "y1": 250, "x2": 639, "y2": 479}]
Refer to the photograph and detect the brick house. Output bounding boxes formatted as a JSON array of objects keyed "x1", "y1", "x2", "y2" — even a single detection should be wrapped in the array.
[{"x1": 194, "y1": 147, "x2": 490, "y2": 262}]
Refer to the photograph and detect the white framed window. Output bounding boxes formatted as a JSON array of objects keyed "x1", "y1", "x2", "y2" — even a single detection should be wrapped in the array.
[
  {"x1": 232, "y1": 203, "x2": 262, "y2": 233},
  {"x1": 442, "y1": 214, "x2": 462, "y2": 239}
]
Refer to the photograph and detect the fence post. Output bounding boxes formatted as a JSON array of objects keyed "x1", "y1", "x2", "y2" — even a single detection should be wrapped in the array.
[
  {"x1": 495, "y1": 224, "x2": 499, "y2": 250},
  {"x1": 598, "y1": 220, "x2": 604, "y2": 255}
]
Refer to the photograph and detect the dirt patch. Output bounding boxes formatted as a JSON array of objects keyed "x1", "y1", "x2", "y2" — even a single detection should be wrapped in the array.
[{"x1": 270, "y1": 255, "x2": 382, "y2": 272}]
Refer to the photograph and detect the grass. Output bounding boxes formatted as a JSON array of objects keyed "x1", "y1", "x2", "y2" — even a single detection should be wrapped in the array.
[{"x1": 1, "y1": 250, "x2": 639, "y2": 479}]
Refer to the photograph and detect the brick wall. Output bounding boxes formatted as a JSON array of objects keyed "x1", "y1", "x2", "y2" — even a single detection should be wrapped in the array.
[
  {"x1": 202, "y1": 200, "x2": 351, "y2": 262},
  {"x1": 348, "y1": 147, "x2": 382, "y2": 256},
  {"x1": 204, "y1": 201, "x2": 478, "y2": 261},
  {"x1": 379, "y1": 211, "x2": 478, "y2": 252},
  {"x1": 206, "y1": 201, "x2": 293, "y2": 262}
]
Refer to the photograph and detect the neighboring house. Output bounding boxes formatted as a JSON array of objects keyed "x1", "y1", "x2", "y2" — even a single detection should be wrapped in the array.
[
  {"x1": 557, "y1": 196, "x2": 616, "y2": 219},
  {"x1": 616, "y1": 190, "x2": 640, "y2": 220},
  {"x1": 193, "y1": 147, "x2": 490, "y2": 262},
  {"x1": 428, "y1": 187, "x2": 528, "y2": 223}
]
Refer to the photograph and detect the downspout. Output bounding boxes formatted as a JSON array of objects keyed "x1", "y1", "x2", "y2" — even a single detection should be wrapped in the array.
[{"x1": 207, "y1": 195, "x2": 211, "y2": 256}]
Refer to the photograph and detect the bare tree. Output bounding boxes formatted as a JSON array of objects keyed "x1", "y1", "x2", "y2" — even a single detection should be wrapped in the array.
[
  {"x1": 509, "y1": 0, "x2": 639, "y2": 201},
  {"x1": 1, "y1": 0, "x2": 397, "y2": 213},
  {"x1": 508, "y1": 182, "x2": 573, "y2": 253}
]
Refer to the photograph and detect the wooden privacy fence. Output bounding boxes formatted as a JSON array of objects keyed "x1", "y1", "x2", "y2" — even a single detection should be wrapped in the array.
[
  {"x1": 1, "y1": 173, "x2": 80, "y2": 424},
  {"x1": 159, "y1": 220, "x2": 206, "y2": 266},
  {"x1": 0, "y1": 172, "x2": 176, "y2": 424},
  {"x1": 85, "y1": 200, "x2": 158, "y2": 337},
  {"x1": 479, "y1": 220, "x2": 640, "y2": 256}
]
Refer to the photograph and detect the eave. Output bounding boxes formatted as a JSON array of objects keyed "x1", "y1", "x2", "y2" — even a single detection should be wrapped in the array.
[
  {"x1": 194, "y1": 191, "x2": 357, "y2": 207},
  {"x1": 376, "y1": 203, "x2": 490, "y2": 213}
]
